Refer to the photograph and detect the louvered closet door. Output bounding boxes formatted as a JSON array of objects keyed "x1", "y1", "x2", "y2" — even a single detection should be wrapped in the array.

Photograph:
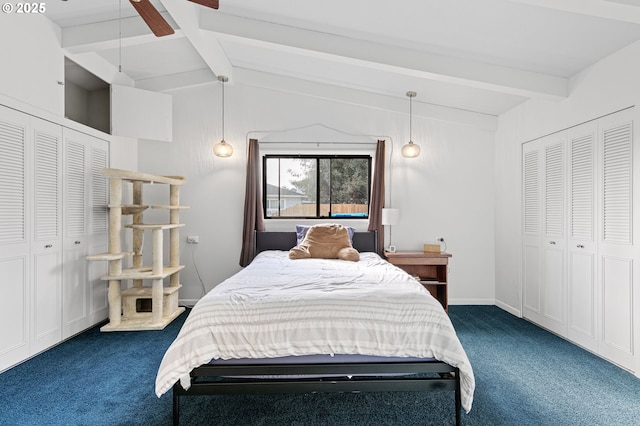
[
  {"x1": 567, "y1": 121, "x2": 598, "y2": 352},
  {"x1": 523, "y1": 132, "x2": 568, "y2": 335},
  {"x1": 62, "y1": 129, "x2": 89, "y2": 338},
  {"x1": 597, "y1": 109, "x2": 635, "y2": 370},
  {"x1": 540, "y1": 133, "x2": 567, "y2": 336},
  {"x1": 31, "y1": 117, "x2": 63, "y2": 353},
  {"x1": 87, "y1": 140, "x2": 109, "y2": 326},
  {"x1": 62, "y1": 130, "x2": 110, "y2": 338},
  {"x1": 522, "y1": 139, "x2": 544, "y2": 326},
  {"x1": 0, "y1": 105, "x2": 30, "y2": 371}
]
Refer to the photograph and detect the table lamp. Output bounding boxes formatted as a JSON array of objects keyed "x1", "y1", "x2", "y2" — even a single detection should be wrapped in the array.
[{"x1": 381, "y1": 208, "x2": 400, "y2": 252}]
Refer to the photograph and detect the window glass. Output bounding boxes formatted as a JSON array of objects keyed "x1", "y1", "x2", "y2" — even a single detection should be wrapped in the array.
[{"x1": 263, "y1": 155, "x2": 371, "y2": 219}]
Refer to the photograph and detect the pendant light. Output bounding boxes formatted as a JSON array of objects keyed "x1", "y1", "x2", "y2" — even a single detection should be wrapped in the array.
[
  {"x1": 401, "y1": 91, "x2": 421, "y2": 158},
  {"x1": 213, "y1": 75, "x2": 233, "y2": 158}
]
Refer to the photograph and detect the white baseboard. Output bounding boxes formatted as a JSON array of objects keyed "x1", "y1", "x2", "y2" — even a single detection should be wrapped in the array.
[
  {"x1": 179, "y1": 299, "x2": 200, "y2": 308},
  {"x1": 495, "y1": 299, "x2": 522, "y2": 317},
  {"x1": 449, "y1": 298, "x2": 495, "y2": 305}
]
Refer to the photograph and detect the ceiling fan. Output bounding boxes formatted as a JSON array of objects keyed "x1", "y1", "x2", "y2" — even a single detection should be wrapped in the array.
[{"x1": 129, "y1": 0, "x2": 219, "y2": 37}]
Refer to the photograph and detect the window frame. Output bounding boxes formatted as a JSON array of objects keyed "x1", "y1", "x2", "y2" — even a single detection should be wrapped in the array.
[{"x1": 262, "y1": 154, "x2": 372, "y2": 220}]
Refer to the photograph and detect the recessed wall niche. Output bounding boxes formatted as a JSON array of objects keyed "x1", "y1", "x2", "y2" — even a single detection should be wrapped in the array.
[{"x1": 64, "y1": 57, "x2": 111, "y2": 134}]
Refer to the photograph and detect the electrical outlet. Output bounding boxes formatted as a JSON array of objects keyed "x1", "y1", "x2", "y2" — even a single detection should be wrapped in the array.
[{"x1": 186, "y1": 235, "x2": 199, "y2": 244}]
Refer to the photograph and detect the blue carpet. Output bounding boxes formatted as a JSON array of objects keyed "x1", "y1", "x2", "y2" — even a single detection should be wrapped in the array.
[{"x1": 0, "y1": 305, "x2": 638, "y2": 425}]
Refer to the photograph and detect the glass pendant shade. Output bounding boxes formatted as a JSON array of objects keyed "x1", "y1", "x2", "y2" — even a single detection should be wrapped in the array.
[
  {"x1": 214, "y1": 75, "x2": 233, "y2": 158},
  {"x1": 213, "y1": 140, "x2": 233, "y2": 157},
  {"x1": 402, "y1": 91, "x2": 421, "y2": 158},
  {"x1": 401, "y1": 141, "x2": 421, "y2": 158}
]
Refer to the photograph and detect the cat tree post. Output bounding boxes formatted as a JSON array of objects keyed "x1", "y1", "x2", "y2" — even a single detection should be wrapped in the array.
[
  {"x1": 152, "y1": 228, "x2": 164, "y2": 325},
  {"x1": 108, "y1": 177, "x2": 123, "y2": 326},
  {"x1": 132, "y1": 180, "x2": 144, "y2": 289},
  {"x1": 169, "y1": 184, "x2": 180, "y2": 288}
]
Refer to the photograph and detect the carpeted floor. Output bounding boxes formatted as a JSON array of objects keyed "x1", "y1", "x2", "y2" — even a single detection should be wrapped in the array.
[{"x1": 0, "y1": 305, "x2": 638, "y2": 425}]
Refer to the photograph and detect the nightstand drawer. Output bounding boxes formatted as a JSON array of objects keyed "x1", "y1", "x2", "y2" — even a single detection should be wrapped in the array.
[{"x1": 389, "y1": 257, "x2": 449, "y2": 266}]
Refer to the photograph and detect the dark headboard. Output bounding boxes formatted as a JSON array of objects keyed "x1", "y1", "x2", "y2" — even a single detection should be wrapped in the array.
[{"x1": 254, "y1": 231, "x2": 378, "y2": 257}]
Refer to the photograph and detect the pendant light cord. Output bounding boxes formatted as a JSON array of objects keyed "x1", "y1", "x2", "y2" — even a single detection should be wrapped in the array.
[
  {"x1": 221, "y1": 78, "x2": 225, "y2": 141},
  {"x1": 409, "y1": 93, "x2": 413, "y2": 142},
  {"x1": 118, "y1": 0, "x2": 122, "y2": 73}
]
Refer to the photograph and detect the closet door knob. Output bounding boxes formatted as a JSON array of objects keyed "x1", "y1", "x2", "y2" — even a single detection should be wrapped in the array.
[
  {"x1": 577, "y1": 244, "x2": 584, "y2": 249},
  {"x1": 44, "y1": 244, "x2": 53, "y2": 248},
  {"x1": 549, "y1": 241, "x2": 556, "y2": 245},
  {"x1": 74, "y1": 240, "x2": 81, "y2": 245}
]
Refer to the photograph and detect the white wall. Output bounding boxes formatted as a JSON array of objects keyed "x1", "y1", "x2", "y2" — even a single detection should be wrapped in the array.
[
  {"x1": 138, "y1": 81, "x2": 496, "y2": 305},
  {"x1": 0, "y1": 14, "x2": 64, "y2": 116},
  {"x1": 494, "y1": 40, "x2": 640, "y2": 316}
]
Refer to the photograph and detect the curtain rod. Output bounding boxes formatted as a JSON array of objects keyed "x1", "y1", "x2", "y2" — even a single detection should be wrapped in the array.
[{"x1": 256, "y1": 140, "x2": 379, "y2": 145}]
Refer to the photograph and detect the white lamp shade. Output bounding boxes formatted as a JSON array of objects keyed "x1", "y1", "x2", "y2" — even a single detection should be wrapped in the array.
[{"x1": 381, "y1": 208, "x2": 400, "y2": 225}]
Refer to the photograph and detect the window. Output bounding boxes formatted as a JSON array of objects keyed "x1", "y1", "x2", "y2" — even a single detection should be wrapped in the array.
[{"x1": 263, "y1": 155, "x2": 371, "y2": 219}]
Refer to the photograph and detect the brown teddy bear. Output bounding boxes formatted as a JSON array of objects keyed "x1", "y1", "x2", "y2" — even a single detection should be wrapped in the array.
[{"x1": 288, "y1": 223, "x2": 360, "y2": 261}]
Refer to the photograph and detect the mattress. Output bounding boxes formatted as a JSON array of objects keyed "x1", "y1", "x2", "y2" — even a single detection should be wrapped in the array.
[{"x1": 155, "y1": 251, "x2": 475, "y2": 412}]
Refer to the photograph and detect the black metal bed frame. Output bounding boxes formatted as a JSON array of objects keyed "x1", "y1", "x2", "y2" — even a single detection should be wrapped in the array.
[
  {"x1": 170, "y1": 231, "x2": 462, "y2": 425},
  {"x1": 172, "y1": 360, "x2": 462, "y2": 425}
]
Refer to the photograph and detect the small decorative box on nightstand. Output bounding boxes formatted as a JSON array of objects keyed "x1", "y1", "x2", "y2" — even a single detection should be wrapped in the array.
[{"x1": 384, "y1": 251, "x2": 452, "y2": 312}]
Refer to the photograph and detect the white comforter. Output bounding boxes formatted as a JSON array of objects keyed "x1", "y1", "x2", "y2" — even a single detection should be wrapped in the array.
[{"x1": 155, "y1": 251, "x2": 475, "y2": 412}]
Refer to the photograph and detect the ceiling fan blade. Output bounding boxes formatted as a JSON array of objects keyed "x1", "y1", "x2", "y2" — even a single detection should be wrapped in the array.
[
  {"x1": 129, "y1": 0, "x2": 175, "y2": 37},
  {"x1": 187, "y1": 0, "x2": 219, "y2": 10}
]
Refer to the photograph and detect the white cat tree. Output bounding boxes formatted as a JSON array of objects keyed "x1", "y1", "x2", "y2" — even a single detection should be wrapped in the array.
[{"x1": 87, "y1": 168, "x2": 187, "y2": 331}]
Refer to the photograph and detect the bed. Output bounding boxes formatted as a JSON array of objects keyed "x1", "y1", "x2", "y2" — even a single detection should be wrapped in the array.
[{"x1": 156, "y1": 230, "x2": 474, "y2": 425}]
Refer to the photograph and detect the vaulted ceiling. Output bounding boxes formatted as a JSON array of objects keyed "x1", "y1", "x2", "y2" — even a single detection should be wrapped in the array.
[{"x1": 45, "y1": 0, "x2": 640, "y2": 120}]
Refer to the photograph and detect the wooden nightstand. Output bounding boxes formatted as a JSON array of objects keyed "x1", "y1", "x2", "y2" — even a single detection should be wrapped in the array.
[{"x1": 384, "y1": 251, "x2": 452, "y2": 312}]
